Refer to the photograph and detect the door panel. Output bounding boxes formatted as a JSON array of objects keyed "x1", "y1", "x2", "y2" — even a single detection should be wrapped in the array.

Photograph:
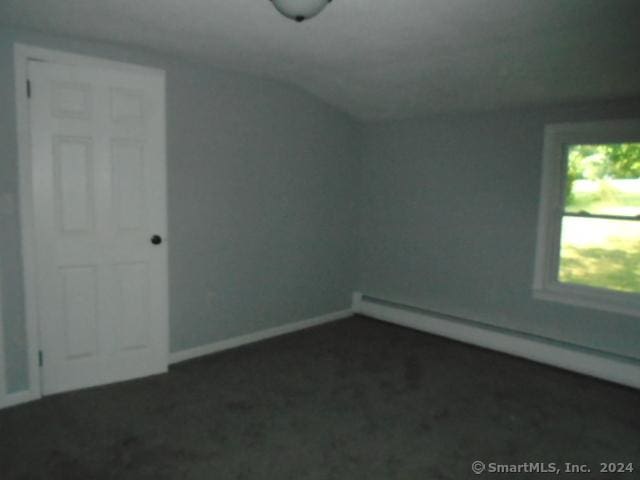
[
  {"x1": 60, "y1": 266, "x2": 99, "y2": 359},
  {"x1": 29, "y1": 59, "x2": 167, "y2": 395},
  {"x1": 115, "y1": 262, "x2": 151, "y2": 351},
  {"x1": 111, "y1": 141, "x2": 145, "y2": 230},
  {"x1": 51, "y1": 81, "x2": 91, "y2": 119},
  {"x1": 54, "y1": 137, "x2": 94, "y2": 233},
  {"x1": 110, "y1": 87, "x2": 144, "y2": 122}
]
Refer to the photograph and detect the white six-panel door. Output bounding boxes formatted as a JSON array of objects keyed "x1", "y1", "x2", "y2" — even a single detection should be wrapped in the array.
[{"x1": 29, "y1": 59, "x2": 168, "y2": 395}]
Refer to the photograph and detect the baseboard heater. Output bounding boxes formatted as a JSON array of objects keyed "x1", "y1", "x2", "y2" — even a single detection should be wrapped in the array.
[{"x1": 353, "y1": 293, "x2": 640, "y2": 390}]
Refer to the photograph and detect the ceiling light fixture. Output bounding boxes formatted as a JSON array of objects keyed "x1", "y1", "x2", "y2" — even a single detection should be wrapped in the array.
[{"x1": 270, "y1": 0, "x2": 333, "y2": 22}]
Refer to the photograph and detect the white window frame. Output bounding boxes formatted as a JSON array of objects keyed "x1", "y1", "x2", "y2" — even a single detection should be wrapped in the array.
[{"x1": 533, "y1": 119, "x2": 640, "y2": 318}]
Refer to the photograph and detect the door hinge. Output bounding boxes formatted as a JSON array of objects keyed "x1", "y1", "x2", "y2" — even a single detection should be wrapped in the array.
[
  {"x1": 38, "y1": 350, "x2": 43, "y2": 367},
  {"x1": 26, "y1": 79, "x2": 31, "y2": 98}
]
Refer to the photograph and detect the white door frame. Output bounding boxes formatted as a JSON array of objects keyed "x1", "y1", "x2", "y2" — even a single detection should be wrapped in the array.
[
  {"x1": 13, "y1": 44, "x2": 167, "y2": 404},
  {"x1": 0, "y1": 269, "x2": 6, "y2": 404}
]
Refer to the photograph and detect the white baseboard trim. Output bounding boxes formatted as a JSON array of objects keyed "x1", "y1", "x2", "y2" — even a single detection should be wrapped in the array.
[
  {"x1": 0, "y1": 388, "x2": 40, "y2": 410},
  {"x1": 0, "y1": 309, "x2": 352, "y2": 409},
  {"x1": 169, "y1": 309, "x2": 353, "y2": 365},
  {"x1": 355, "y1": 293, "x2": 640, "y2": 390}
]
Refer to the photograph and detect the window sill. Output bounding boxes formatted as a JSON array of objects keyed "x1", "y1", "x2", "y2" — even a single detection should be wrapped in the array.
[{"x1": 534, "y1": 284, "x2": 640, "y2": 318}]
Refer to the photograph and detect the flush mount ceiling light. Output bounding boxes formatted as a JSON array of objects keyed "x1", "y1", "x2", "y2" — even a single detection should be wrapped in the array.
[{"x1": 270, "y1": 0, "x2": 333, "y2": 22}]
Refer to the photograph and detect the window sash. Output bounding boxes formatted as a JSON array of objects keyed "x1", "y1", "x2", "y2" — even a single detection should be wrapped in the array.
[
  {"x1": 558, "y1": 215, "x2": 640, "y2": 293},
  {"x1": 562, "y1": 211, "x2": 640, "y2": 222}
]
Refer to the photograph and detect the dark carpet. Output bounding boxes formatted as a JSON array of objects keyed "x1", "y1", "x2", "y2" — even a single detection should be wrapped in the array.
[{"x1": 1, "y1": 316, "x2": 639, "y2": 479}]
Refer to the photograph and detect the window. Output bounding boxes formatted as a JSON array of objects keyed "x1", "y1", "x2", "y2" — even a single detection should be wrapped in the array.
[{"x1": 534, "y1": 119, "x2": 640, "y2": 316}]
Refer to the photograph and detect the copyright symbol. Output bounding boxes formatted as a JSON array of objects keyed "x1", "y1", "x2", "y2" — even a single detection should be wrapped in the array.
[{"x1": 472, "y1": 461, "x2": 486, "y2": 475}]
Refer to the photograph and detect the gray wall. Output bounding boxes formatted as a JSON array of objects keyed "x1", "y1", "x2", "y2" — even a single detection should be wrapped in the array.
[
  {"x1": 358, "y1": 100, "x2": 640, "y2": 361},
  {"x1": 0, "y1": 28, "x2": 359, "y2": 393}
]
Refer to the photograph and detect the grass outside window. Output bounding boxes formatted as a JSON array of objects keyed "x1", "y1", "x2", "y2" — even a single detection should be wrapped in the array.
[{"x1": 559, "y1": 143, "x2": 640, "y2": 294}]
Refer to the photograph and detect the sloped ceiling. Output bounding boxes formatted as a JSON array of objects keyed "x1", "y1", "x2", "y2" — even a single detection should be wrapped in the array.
[{"x1": 1, "y1": 0, "x2": 639, "y2": 120}]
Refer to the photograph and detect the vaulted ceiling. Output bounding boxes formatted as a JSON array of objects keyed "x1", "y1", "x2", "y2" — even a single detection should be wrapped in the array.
[{"x1": 2, "y1": 0, "x2": 639, "y2": 120}]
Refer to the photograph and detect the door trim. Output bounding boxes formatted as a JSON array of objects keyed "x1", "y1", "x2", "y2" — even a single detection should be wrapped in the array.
[
  {"x1": 13, "y1": 44, "x2": 167, "y2": 403},
  {"x1": 0, "y1": 272, "x2": 6, "y2": 403}
]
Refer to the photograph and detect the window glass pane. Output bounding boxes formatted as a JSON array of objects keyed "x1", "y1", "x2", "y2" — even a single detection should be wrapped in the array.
[
  {"x1": 565, "y1": 143, "x2": 640, "y2": 217},
  {"x1": 559, "y1": 216, "x2": 640, "y2": 293}
]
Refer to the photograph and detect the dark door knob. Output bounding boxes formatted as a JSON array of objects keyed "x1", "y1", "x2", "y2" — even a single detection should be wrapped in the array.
[{"x1": 150, "y1": 235, "x2": 163, "y2": 245}]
